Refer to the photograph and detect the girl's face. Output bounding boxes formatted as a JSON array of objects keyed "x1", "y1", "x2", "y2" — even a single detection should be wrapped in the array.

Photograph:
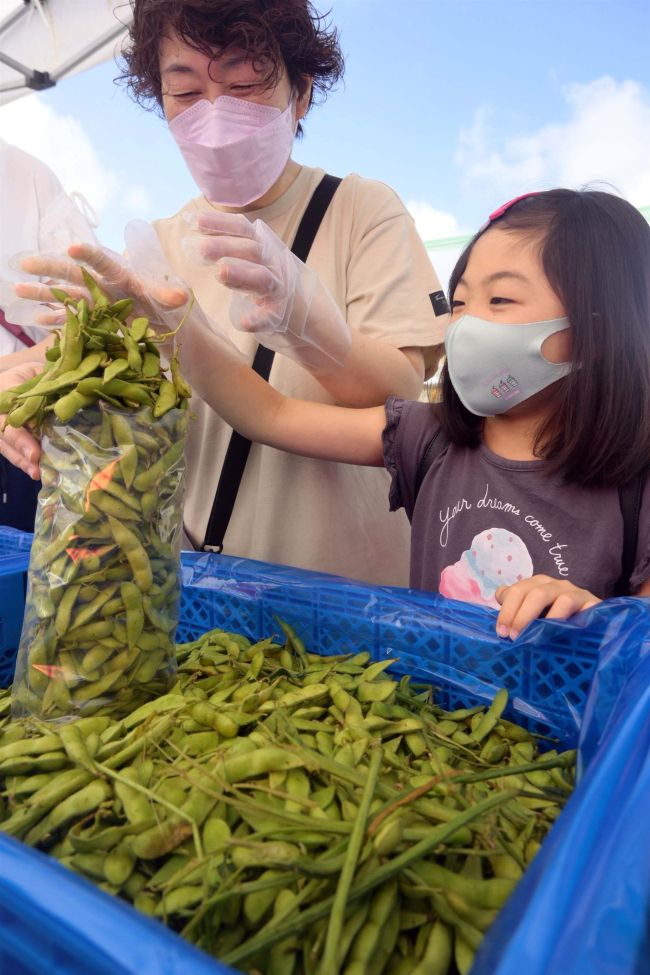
[
  {"x1": 158, "y1": 31, "x2": 309, "y2": 124},
  {"x1": 451, "y1": 227, "x2": 571, "y2": 365}
]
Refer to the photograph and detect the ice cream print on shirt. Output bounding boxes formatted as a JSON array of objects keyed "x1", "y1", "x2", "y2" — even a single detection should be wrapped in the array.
[
  {"x1": 440, "y1": 528, "x2": 532, "y2": 608},
  {"x1": 436, "y1": 483, "x2": 571, "y2": 608}
]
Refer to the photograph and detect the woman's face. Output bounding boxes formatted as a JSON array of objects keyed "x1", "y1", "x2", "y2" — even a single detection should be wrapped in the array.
[
  {"x1": 451, "y1": 227, "x2": 571, "y2": 364},
  {"x1": 159, "y1": 31, "x2": 307, "y2": 123}
]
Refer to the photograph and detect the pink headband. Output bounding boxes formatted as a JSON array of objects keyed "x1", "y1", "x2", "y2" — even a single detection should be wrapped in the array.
[{"x1": 479, "y1": 191, "x2": 541, "y2": 232}]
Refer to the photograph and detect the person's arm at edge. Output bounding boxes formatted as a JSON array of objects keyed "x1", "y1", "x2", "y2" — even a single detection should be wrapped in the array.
[{"x1": 0, "y1": 335, "x2": 51, "y2": 373}]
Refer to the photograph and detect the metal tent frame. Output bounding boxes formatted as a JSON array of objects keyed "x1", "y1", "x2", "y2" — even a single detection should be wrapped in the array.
[{"x1": 0, "y1": 0, "x2": 131, "y2": 105}]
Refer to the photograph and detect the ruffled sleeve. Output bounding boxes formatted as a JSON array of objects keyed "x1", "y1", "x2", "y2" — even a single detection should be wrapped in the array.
[
  {"x1": 382, "y1": 396, "x2": 408, "y2": 512},
  {"x1": 382, "y1": 396, "x2": 443, "y2": 521}
]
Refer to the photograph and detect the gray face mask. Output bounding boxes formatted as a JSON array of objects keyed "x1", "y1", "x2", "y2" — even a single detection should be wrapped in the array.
[{"x1": 444, "y1": 313, "x2": 571, "y2": 417}]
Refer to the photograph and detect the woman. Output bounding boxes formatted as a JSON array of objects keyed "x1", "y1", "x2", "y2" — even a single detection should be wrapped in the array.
[
  {"x1": 121, "y1": 0, "x2": 451, "y2": 585},
  {"x1": 3, "y1": 0, "x2": 449, "y2": 586}
]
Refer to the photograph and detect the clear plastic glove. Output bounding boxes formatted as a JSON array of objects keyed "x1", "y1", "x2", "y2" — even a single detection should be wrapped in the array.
[
  {"x1": 5, "y1": 219, "x2": 247, "y2": 413},
  {"x1": 0, "y1": 190, "x2": 100, "y2": 328},
  {"x1": 182, "y1": 210, "x2": 352, "y2": 371},
  {"x1": 9, "y1": 234, "x2": 190, "y2": 334}
]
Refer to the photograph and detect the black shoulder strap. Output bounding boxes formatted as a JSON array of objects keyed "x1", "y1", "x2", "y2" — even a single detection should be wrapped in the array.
[
  {"x1": 201, "y1": 174, "x2": 343, "y2": 552},
  {"x1": 414, "y1": 424, "x2": 451, "y2": 501},
  {"x1": 613, "y1": 473, "x2": 645, "y2": 596}
]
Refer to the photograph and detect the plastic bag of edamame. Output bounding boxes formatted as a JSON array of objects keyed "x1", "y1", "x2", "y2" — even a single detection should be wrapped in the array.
[{"x1": 11, "y1": 401, "x2": 187, "y2": 720}]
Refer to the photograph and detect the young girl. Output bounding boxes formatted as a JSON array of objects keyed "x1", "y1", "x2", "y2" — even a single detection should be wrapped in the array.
[
  {"x1": 183, "y1": 188, "x2": 650, "y2": 639},
  {"x1": 4, "y1": 189, "x2": 650, "y2": 639}
]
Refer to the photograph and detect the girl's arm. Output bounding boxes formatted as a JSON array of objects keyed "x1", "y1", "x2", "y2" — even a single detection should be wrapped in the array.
[
  {"x1": 181, "y1": 323, "x2": 387, "y2": 466},
  {"x1": 309, "y1": 338, "x2": 426, "y2": 407}
]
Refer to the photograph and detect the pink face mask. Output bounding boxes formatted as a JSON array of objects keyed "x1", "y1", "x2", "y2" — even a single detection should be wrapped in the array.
[{"x1": 169, "y1": 94, "x2": 296, "y2": 207}]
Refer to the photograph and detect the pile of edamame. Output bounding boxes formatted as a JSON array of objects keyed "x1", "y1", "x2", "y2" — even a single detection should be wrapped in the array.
[
  {"x1": 0, "y1": 622, "x2": 575, "y2": 975},
  {"x1": 1, "y1": 272, "x2": 190, "y2": 720}
]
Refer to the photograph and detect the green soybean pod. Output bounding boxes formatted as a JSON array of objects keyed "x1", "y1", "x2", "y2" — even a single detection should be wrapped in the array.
[
  {"x1": 53, "y1": 390, "x2": 98, "y2": 423},
  {"x1": 6, "y1": 394, "x2": 45, "y2": 428},
  {"x1": 24, "y1": 779, "x2": 112, "y2": 847},
  {"x1": 152, "y1": 380, "x2": 178, "y2": 418},
  {"x1": 63, "y1": 619, "x2": 114, "y2": 644},
  {"x1": 454, "y1": 934, "x2": 475, "y2": 975},
  {"x1": 54, "y1": 585, "x2": 82, "y2": 637},
  {"x1": 409, "y1": 921, "x2": 453, "y2": 975},
  {"x1": 141, "y1": 351, "x2": 160, "y2": 378},
  {"x1": 132, "y1": 440, "x2": 184, "y2": 492},
  {"x1": 120, "y1": 582, "x2": 145, "y2": 650},
  {"x1": 58, "y1": 722, "x2": 96, "y2": 773},
  {"x1": 90, "y1": 491, "x2": 140, "y2": 522},
  {"x1": 103, "y1": 359, "x2": 131, "y2": 384},
  {"x1": 108, "y1": 518, "x2": 153, "y2": 592},
  {"x1": 140, "y1": 492, "x2": 158, "y2": 520}
]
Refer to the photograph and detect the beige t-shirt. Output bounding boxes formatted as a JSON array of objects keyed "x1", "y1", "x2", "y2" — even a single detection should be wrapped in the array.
[{"x1": 154, "y1": 165, "x2": 448, "y2": 586}]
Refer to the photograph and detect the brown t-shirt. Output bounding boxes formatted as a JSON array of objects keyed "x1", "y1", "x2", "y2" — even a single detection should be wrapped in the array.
[
  {"x1": 154, "y1": 166, "x2": 448, "y2": 585},
  {"x1": 383, "y1": 397, "x2": 650, "y2": 601}
]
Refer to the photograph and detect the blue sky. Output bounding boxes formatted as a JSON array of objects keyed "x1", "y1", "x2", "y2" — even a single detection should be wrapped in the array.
[{"x1": 1, "y1": 0, "x2": 649, "y2": 282}]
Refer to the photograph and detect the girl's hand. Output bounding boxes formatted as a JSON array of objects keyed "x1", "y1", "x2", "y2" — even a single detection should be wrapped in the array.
[
  {"x1": 494, "y1": 575, "x2": 601, "y2": 639},
  {"x1": 0, "y1": 362, "x2": 43, "y2": 480}
]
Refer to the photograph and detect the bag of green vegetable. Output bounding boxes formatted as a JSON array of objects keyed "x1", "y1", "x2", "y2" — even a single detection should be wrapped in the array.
[{"x1": 2, "y1": 272, "x2": 191, "y2": 720}]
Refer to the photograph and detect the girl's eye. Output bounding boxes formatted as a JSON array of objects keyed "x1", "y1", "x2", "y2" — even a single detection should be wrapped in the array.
[
  {"x1": 173, "y1": 92, "x2": 201, "y2": 100},
  {"x1": 451, "y1": 299, "x2": 465, "y2": 310},
  {"x1": 231, "y1": 83, "x2": 257, "y2": 92},
  {"x1": 490, "y1": 296, "x2": 513, "y2": 305}
]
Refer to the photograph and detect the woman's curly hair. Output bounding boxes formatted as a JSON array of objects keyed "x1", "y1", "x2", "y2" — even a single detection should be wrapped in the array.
[{"x1": 118, "y1": 0, "x2": 345, "y2": 132}]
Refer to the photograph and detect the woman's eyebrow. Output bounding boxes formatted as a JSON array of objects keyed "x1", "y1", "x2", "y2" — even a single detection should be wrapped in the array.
[{"x1": 161, "y1": 63, "x2": 198, "y2": 78}]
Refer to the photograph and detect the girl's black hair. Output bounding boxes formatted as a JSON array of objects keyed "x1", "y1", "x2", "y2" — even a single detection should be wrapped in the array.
[{"x1": 440, "y1": 189, "x2": 650, "y2": 487}]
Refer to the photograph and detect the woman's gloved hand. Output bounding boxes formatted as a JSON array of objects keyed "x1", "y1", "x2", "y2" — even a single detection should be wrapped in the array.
[
  {"x1": 0, "y1": 189, "x2": 100, "y2": 328},
  {"x1": 5, "y1": 219, "x2": 248, "y2": 414},
  {"x1": 182, "y1": 210, "x2": 352, "y2": 371},
  {"x1": 10, "y1": 235, "x2": 190, "y2": 332}
]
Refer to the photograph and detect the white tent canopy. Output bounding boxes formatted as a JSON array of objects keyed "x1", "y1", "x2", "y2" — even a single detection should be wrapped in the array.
[{"x1": 0, "y1": 0, "x2": 131, "y2": 106}]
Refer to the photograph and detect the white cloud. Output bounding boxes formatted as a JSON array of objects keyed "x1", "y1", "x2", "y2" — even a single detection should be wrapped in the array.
[
  {"x1": 124, "y1": 185, "x2": 153, "y2": 213},
  {"x1": 0, "y1": 93, "x2": 118, "y2": 211},
  {"x1": 455, "y1": 77, "x2": 650, "y2": 206},
  {"x1": 407, "y1": 200, "x2": 464, "y2": 242}
]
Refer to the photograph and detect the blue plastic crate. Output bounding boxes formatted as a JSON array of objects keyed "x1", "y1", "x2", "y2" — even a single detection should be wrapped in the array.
[
  {"x1": 0, "y1": 527, "x2": 32, "y2": 686},
  {"x1": 0, "y1": 541, "x2": 604, "y2": 740},
  {"x1": 3, "y1": 542, "x2": 603, "y2": 742},
  {"x1": 179, "y1": 551, "x2": 607, "y2": 744}
]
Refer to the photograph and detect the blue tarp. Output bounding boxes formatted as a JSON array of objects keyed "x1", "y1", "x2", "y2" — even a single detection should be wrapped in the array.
[{"x1": 473, "y1": 602, "x2": 650, "y2": 975}]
